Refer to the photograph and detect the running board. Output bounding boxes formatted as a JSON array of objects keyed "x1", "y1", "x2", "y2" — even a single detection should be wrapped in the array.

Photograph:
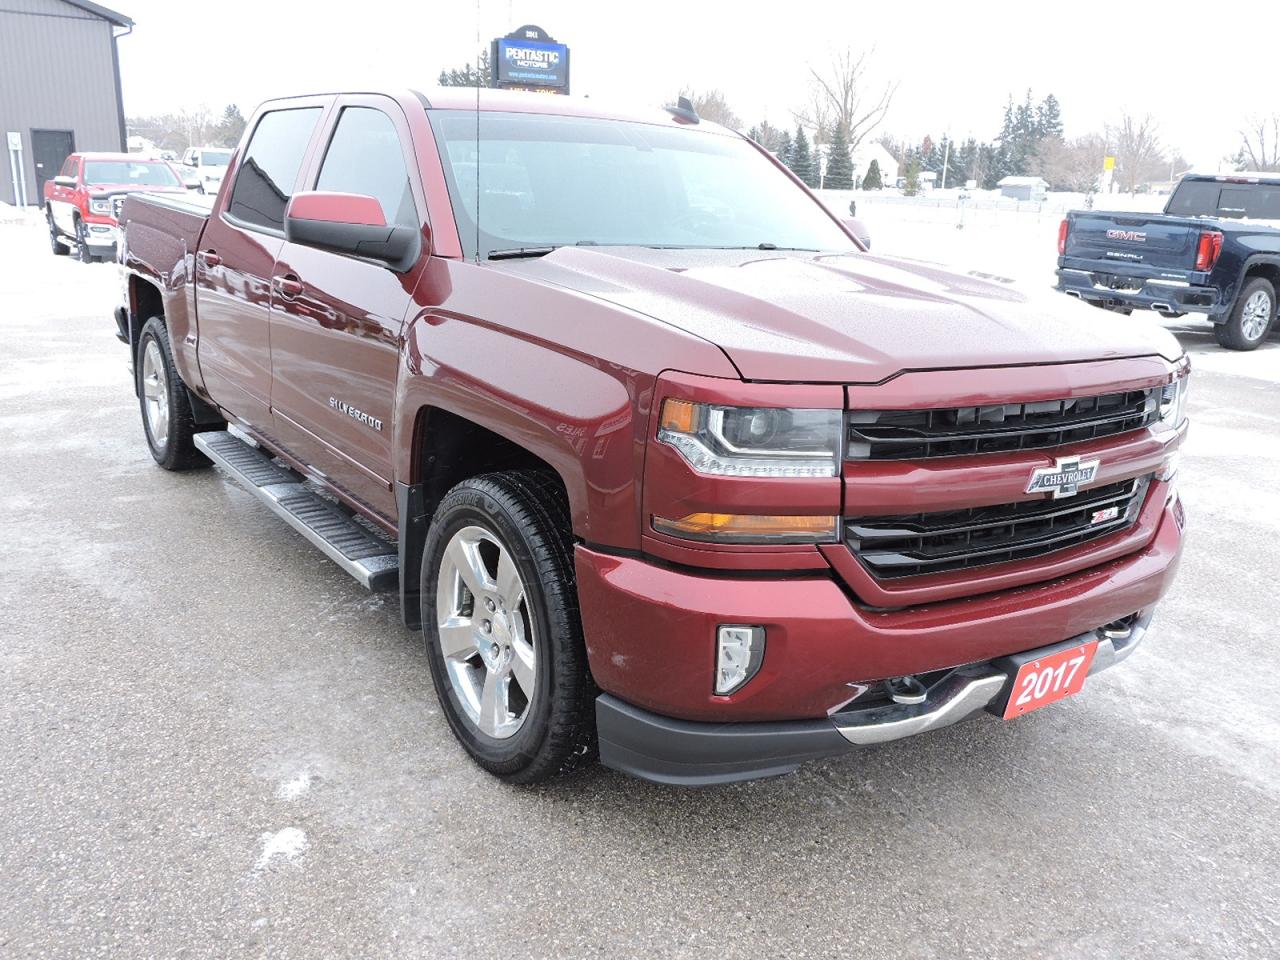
[{"x1": 194, "y1": 431, "x2": 399, "y2": 591}]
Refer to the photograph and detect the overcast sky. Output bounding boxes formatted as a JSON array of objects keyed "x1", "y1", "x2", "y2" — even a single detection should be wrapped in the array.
[{"x1": 115, "y1": 0, "x2": 1273, "y2": 167}]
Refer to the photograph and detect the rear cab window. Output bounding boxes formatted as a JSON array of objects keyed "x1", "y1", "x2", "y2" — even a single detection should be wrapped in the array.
[
  {"x1": 226, "y1": 107, "x2": 324, "y2": 233},
  {"x1": 1166, "y1": 179, "x2": 1280, "y2": 220}
]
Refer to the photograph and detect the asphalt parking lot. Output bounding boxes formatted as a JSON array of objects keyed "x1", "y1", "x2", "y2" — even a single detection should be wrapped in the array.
[{"x1": 1, "y1": 219, "x2": 1278, "y2": 960}]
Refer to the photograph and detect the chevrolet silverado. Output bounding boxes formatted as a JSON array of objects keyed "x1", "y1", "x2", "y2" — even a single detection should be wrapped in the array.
[{"x1": 114, "y1": 88, "x2": 1188, "y2": 785}]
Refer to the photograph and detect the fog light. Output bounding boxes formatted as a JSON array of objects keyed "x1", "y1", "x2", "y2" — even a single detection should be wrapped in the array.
[{"x1": 715, "y1": 625, "x2": 765, "y2": 695}]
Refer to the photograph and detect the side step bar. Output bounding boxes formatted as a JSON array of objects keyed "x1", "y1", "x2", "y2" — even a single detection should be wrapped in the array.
[{"x1": 194, "y1": 431, "x2": 399, "y2": 591}]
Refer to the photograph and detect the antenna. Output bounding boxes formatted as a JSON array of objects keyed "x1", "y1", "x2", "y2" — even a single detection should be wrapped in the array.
[
  {"x1": 664, "y1": 96, "x2": 700, "y2": 124},
  {"x1": 475, "y1": 0, "x2": 481, "y2": 262}
]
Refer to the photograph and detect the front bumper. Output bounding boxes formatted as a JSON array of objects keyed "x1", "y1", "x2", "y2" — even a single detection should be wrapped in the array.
[
  {"x1": 83, "y1": 222, "x2": 121, "y2": 250},
  {"x1": 1056, "y1": 267, "x2": 1221, "y2": 316},
  {"x1": 596, "y1": 610, "x2": 1153, "y2": 786}
]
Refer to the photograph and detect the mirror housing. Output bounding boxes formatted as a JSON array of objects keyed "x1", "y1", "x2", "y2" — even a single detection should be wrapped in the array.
[
  {"x1": 53, "y1": 175, "x2": 76, "y2": 188},
  {"x1": 842, "y1": 216, "x2": 871, "y2": 250},
  {"x1": 284, "y1": 191, "x2": 422, "y2": 272}
]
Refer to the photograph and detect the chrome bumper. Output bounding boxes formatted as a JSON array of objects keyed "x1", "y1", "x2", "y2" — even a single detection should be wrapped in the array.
[{"x1": 833, "y1": 611, "x2": 1153, "y2": 746}]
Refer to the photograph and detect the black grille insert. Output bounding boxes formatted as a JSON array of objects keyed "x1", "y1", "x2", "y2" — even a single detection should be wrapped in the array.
[
  {"x1": 846, "y1": 476, "x2": 1151, "y2": 579},
  {"x1": 846, "y1": 387, "x2": 1160, "y2": 460}
]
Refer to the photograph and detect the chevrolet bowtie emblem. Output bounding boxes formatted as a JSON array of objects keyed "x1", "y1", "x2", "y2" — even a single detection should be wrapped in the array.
[{"x1": 1026, "y1": 455, "x2": 1100, "y2": 499}]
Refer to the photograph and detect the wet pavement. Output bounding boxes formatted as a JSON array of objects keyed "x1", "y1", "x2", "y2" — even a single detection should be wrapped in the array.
[{"x1": 1, "y1": 222, "x2": 1277, "y2": 959}]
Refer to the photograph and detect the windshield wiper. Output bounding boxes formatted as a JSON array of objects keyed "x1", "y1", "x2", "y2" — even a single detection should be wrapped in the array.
[{"x1": 487, "y1": 246, "x2": 558, "y2": 260}]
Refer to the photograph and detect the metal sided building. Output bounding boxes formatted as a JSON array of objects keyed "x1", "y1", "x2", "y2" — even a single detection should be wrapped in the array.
[{"x1": 0, "y1": 1, "x2": 132, "y2": 206}]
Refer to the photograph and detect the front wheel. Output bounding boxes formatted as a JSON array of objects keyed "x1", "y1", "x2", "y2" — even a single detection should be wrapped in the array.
[
  {"x1": 47, "y1": 210, "x2": 67, "y2": 256},
  {"x1": 422, "y1": 472, "x2": 595, "y2": 783},
  {"x1": 73, "y1": 218, "x2": 93, "y2": 263},
  {"x1": 1215, "y1": 278, "x2": 1275, "y2": 351},
  {"x1": 136, "y1": 317, "x2": 211, "y2": 470}
]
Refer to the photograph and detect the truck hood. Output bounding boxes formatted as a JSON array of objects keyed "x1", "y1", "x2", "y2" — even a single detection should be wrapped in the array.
[{"x1": 500, "y1": 247, "x2": 1183, "y2": 382}]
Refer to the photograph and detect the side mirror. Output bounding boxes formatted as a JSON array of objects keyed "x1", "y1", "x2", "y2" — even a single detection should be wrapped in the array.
[
  {"x1": 53, "y1": 175, "x2": 76, "y2": 188},
  {"x1": 285, "y1": 191, "x2": 422, "y2": 271},
  {"x1": 842, "y1": 216, "x2": 871, "y2": 250}
]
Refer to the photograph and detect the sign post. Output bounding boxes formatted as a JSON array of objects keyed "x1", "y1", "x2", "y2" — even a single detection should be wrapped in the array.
[
  {"x1": 7, "y1": 131, "x2": 26, "y2": 208},
  {"x1": 490, "y1": 25, "x2": 570, "y2": 95}
]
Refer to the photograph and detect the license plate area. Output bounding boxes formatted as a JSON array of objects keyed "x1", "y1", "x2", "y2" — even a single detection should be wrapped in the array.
[{"x1": 989, "y1": 638, "x2": 1099, "y2": 720}]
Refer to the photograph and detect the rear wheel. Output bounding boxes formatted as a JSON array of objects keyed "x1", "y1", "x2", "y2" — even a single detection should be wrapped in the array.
[
  {"x1": 422, "y1": 472, "x2": 594, "y2": 783},
  {"x1": 47, "y1": 209, "x2": 67, "y2": 256},
  {"x1": 137, "y1": 317, "x2": 211, "y2": 470},
  {"x1": 1215, "y1": 278, "x2": 1275, "y2": 351}
]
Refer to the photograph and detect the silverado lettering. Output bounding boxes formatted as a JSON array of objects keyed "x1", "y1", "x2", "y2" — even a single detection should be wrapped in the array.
[{"x1": 114, "y1": 87, "x2": 1188, "y2": 786}]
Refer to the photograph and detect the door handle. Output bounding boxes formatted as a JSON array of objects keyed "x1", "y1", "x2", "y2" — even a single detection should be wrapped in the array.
[
  {"x1": 198, "y1": 249, "x2": 221, "y2": 267},
  {"x1": 273, "y1": 274, "x2": 303, "y2": 299}
]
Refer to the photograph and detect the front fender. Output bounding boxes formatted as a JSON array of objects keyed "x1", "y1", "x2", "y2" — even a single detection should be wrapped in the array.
[{"x1": 394, "y1": 311, "x2": 651, "y2": 549}]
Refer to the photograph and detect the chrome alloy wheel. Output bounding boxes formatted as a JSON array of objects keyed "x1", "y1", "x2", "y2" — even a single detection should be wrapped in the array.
[
  {"x1": 436, "y1": 525, "x2": 537, "y2": 739},
  {"x1": 140, "y1": 340, "x2": 169, "y2": 451},
  {"x1": 1242, "y1": 289, "x2": 1273, "y2": 341}
]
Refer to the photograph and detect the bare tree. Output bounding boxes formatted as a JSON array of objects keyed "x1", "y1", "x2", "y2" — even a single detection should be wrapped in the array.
[
  {"x1": 1239, "y1": 114, "x2": 1280, "y2": 171},
  {"x1": 1033, "y1": 134, "x2": 1109, "y2": 193},
  {"x1": 1108, "y1": 113, "x2": 1163, "y2": 193},
  {"x1": 792, "y1": 47, "x2": 897, "y2": 149},
  {"x1": 678, "y1": 88, "x2": 741, "y2": 130}
]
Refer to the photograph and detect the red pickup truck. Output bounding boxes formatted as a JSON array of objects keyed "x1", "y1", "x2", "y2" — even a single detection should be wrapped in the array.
[
  {"x1": 44, "y1": 152, "x2": 187, "y2": 262},
  {"x1": 115, "y1": 89, "x2": 1188, "y2": 786}
]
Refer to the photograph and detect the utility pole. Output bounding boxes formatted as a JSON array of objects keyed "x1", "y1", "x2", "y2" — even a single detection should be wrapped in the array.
[{"x1": 940, "y1": 135, "x2": 951, "y2": 190}]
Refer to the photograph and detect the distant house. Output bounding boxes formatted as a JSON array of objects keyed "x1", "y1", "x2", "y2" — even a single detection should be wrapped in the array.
[
  {"x1": 997, "y1": 176, "x2": 1049, "y2": 201},
  {"x1": 851, "y1": 143, "x2": 900, "y2": 188}
]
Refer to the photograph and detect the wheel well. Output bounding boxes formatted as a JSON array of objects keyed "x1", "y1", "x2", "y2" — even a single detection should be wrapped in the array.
[
  {"x1": 415, "y1": 407, "x2": 563, "y2": 514},
  {"x1": 129, "y1": 278, "x2": 164, "y2": 348},
  {"x1": 1244, "y1": 261, "x2": 1280, "y2": 295},
  {"x1": 396, "y1": 407, "x2": 571, "y2": 630}
]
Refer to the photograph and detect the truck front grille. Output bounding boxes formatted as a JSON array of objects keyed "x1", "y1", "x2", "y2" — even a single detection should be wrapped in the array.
[
  {"x1": 845, "y1": 475, "x2": 1150, "y2": 579},
  {"x1": 846, "y1": 387, "x2": 1160, "y2": 460}
]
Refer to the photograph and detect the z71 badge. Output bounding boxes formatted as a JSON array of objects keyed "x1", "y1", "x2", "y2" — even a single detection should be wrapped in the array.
[{"x1": 1026, "y1": 455, "x2": 1100, "y2": 499}]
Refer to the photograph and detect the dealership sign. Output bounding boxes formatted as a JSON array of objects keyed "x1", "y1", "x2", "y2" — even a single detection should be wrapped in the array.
[{"x1": 491, "y1": 25, "x2": 570, "y2": 94}]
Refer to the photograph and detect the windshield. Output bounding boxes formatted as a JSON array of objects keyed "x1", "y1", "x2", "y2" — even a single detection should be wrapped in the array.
[
  {"x1": 1166, "y1": 178, "x2": 1280, "y2": 220},
  {"x1": 201, "y1": 151, "x2": 231, "y2": 167},
  {"x1": 428, "y1": 110, "x2": 854, "y2": 258},
  {"x1": 84, "y1": 161, "x2": 181, "y2": 187}
]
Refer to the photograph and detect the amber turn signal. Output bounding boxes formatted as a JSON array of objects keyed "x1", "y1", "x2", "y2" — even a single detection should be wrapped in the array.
[
  {"x1": 659, "y1": 398, "x2": 700, "y2": 434},
  {"x1": 653, "y1": 512, "x2": 838, "y2": 544}
]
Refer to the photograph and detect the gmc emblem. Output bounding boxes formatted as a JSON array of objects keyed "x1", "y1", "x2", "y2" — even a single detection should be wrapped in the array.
[{"x1": 1105, "y1": 228, "x2": 1147, "y2": 243}]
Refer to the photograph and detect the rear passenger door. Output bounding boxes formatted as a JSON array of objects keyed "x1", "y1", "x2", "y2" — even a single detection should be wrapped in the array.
[
  {"x1": 195, "y1": 101, "x2": 328, "y2": 429},
  {"x1": 268, "y1": 96, "x2": 425, "y2": 520}
]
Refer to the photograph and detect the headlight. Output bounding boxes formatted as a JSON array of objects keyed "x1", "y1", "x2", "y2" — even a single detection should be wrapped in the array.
[
  {"x1": 657, "y1": 399, "x2": 842, "y2": 478},
  {"x1": 89, "y1": 198, "x2": 112, "y2": 214},
  {"x1": 1159, "y1": 371, "x2": 1189, "y2": 427}
]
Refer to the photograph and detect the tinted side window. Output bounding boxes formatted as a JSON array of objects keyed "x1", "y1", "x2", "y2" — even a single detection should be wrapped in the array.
[
  {"x1": 228, "y1": 107, "x2": 322, "y2": 232},
  {"x1": 315, "y1": 107, "x2": 416, "y2": 228}
]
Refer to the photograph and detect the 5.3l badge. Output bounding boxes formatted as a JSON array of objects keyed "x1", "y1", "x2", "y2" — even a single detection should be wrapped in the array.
[{"x1": 1026, "y1": 455, "x2": 1100, "y2": 499}]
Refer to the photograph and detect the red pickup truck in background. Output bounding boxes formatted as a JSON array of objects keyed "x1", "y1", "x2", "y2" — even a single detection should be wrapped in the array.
[
  {"x1": 114, "y1": 88, "x2": 1188, "y2": 786},
  {"x1": 44, "y1": 152, "x2": 188, "y2": 262}
]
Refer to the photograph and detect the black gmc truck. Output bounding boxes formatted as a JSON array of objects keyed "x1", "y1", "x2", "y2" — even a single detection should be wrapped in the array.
[{"x1": 1056, "y1": 173, "x2": 1280, "y2": 350}]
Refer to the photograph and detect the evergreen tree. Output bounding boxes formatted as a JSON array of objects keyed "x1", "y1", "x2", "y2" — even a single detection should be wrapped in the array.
[
  {"x1": 438, "y1": 51, "x2": 492, "y2": 87},
  {"x1": 862, "y1": 158, "x2": 883, "y2": 190},
  {"x1": 776, "y1": 130, "x2": 793, "y2": 167},
  {"x1": 216, "y1": 104, "x2": 247, "y2": 148},
  {"x1": 1037, "y1": 94, "x2": 1064, "y2": 140},
  {"x1": 825, "y1": 125, "x2": 854, "y2": 189},
  {"x1": 789, "y1": 125, "x2": 816, "y2": 187},
  {"x1": 903, "y1": 158, "x2": 922, "y2": 197}
]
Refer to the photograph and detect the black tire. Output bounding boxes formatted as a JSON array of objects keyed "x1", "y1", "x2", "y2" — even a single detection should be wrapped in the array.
[
  {"x1": 136, "y1": 317, "x2": 212, "y2": 470},
  {"x1": 47, "y1": 209, "x2": 68, "y2": 256},
  {"x1": 73, "y1": 217, "x2": 93, "y2": 263},
  {"x1": 1214, "y1": 277, "x2": 1275, "y2": 351},
  {"x1": 421, "y1": 471, "x2": 595, "y2": 783}
]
